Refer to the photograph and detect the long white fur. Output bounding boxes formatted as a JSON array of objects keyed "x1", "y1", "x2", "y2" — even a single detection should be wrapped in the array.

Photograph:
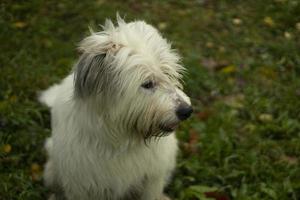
[{"x1": 40, "y1": 17, "x2": 191, "y2": 200}]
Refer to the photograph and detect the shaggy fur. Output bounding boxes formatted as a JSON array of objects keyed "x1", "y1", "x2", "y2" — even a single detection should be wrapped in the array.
[{"x1": 39, "y1": 17, "x2": 192, "y2": 200}]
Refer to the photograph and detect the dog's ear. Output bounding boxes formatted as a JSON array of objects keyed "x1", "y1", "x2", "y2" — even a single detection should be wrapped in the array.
[
  {"x1": 74, "y1": 21, "x2": 122, "y2": 98},
  {"x1": 74, "y1": 53, "x2": 111, "y2": 98}
]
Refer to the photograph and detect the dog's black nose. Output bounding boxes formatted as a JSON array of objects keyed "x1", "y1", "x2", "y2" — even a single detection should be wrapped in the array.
[{"x1": 176, "y1": 104, "x2": 193, "y2": 121}]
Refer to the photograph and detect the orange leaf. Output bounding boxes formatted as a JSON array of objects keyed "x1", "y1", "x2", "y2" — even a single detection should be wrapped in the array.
[
  {"x1": 197, "y1": 110, "x2": 212, "y2": 121},
  {"x1": 3, "y1": 144, "x2": 12, "y2": 153},
  {"x1": 187, "y1": 129, "x2": 200, "y2": 154},
  {"x1": 31, "y1": 163, "x2": 41, "y2": 173}
]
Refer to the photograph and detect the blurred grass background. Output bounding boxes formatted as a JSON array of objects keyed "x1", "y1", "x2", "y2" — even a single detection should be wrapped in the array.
[{"x1": 1, "y1": 0, "x2": 300, "y2": 199}]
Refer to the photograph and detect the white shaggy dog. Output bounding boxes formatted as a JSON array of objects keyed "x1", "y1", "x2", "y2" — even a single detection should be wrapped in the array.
[{"x1": 39, "y1": 17, "x2": 192, "y2": 200}]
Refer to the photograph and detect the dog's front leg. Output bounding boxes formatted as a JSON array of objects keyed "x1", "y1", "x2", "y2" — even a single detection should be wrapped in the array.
[{"x1": 141, "y1": 175, "x2": 170, "y2": 200}]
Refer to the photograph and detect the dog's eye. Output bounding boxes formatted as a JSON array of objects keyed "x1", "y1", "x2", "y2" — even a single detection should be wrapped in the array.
[{"x1": 141, "y1": 81, "x2": 155, "y2": 89}]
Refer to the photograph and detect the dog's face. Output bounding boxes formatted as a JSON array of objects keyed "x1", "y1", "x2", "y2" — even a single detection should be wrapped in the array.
[{"x1": 74, "y1": 18, "x2": 192, "y2": 139}]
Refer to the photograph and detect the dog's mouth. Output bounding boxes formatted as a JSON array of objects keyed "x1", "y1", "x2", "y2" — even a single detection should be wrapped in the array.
[{"x1": 159, "y1": 122, "x2": 179, "y2": 132}]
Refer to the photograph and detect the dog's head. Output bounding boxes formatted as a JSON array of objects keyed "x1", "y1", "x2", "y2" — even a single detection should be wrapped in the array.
[{"x1": 74, "y1": 17, "x2": 192, "y2": 140}]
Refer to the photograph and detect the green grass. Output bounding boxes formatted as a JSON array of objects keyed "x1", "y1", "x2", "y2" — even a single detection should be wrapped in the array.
[{"x1": 1, "y1": 0, "x2": 300, "y2": 199}]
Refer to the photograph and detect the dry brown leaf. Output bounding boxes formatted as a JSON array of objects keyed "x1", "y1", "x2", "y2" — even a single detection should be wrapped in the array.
[{"x1": 196, "y1": 109, "x2": 212, "y2": 121}]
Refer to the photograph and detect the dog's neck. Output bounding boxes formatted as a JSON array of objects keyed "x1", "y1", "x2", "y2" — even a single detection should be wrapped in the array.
[{"x1": 71, "y1": 99, "x2": 146, "y2": 157}]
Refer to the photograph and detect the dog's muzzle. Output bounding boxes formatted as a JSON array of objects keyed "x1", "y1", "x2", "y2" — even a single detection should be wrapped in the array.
[
  {"x1": 159, "y1": 104, "x2": 193, "y2": 133},
  {"x1": 176, "y1": 103, "x2": 193, "y2": 121}
]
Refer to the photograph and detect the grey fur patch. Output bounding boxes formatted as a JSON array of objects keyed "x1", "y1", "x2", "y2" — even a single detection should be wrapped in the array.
[{"x1": 74, "y1": 53, "x2": 110, "y2": 98}]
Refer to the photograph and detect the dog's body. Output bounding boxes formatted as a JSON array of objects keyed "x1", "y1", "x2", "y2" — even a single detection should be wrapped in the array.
[{"x1": 40, "y1": 18, "x2": 192, "y2": 200}]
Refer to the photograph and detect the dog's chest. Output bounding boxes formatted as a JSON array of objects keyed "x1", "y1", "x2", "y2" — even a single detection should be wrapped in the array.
[
  {"x1": 84, "y1": 138, "x2": 176, "y2": 198},
  {"x1": 98, "y1": 143, "x2": 163, "y2": 182}
]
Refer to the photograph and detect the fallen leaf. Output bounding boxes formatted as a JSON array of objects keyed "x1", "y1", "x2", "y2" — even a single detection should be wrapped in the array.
[
  {"x1": 259, "y1": 113, "x2": 273, "y2": 122},
  {"x1": 189, "y1": 129, "x2": 199, "y2": 144},
  {"x1": 31, "y1": 172, "x2": 42, "y2": 182},
  {"x1": 31, "y1": 163, "x2": 42, "y2": 182},
  {"x1": 221, "y1": 65, "x2": 236, "y2": 74},
  {"x1": 158, "y1": 22, "x2": 167, "y2": 30},
  {"x1": 263, "y1": 17, "x2": 275, "y2": 27},
  {"x1": 13, "y1": 21, "x2": 27, "y2": 29},
  {"x1": 201, "y1": 58, "x2": 229, "y2": 71},
  {"x1": 185, "y1": 185, "x2": 218, "y2": 200},
  {"x1": 232, "y1": 18, "x2": 242, "y2": 25},
  {"x1": 205, "y1": 191, "x2": 230, "y2": 200},
  {"x1": 183, "y1": 129, "x2": 199, "y2": 154},
  {"x1": 205, "y1": 42, "x2": 214, "y2": 48},
  {"x1": 197, "y1": 109, "x2": 212, "y2": 121},
  {"x1": 284, "y1": 31, "x2": 292, "y2": 39},
  {"x1": 3, "y1": 144, "x2": 12, "y2": 153},
  {"x1": 31, "y1": 163, "x2": 41, "y2": 173}
]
